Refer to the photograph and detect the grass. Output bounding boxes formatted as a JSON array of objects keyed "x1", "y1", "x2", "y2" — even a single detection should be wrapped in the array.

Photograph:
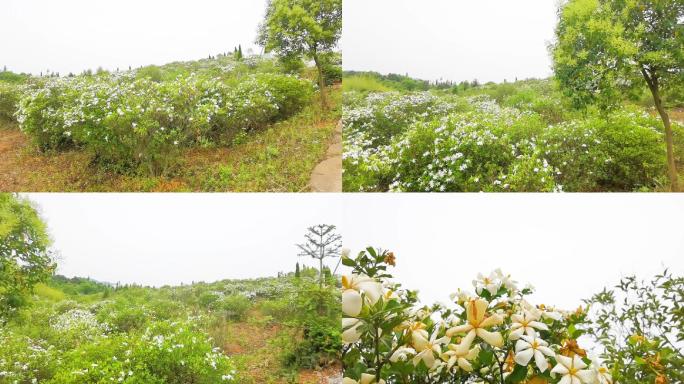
[
  {"x1": 0, "y1": 87, "x2": 340, "y2": 192},
  {"x1": 342, "y1": 75, "x2": 392, "y2": 93}
]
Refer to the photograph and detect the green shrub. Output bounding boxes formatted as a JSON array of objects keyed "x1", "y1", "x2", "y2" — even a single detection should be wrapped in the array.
[
  {"x1": 220, "y1": 294, "x2": 252, "y2": 321},
  {"x1": 541, "y1": 109, "x2": 665, "y2": 191},
  {"x1": 0, "y1": 83, "x2": 21, "y2": 122},
  {"x1": 48, "y1": 320, "x2": 237, "y2": 384}
]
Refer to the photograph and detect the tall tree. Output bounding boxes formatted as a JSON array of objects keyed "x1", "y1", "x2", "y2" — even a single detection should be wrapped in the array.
[
  {"x1": 296, "y1": 224, "x2": 341, "y2": 286},
  {"x1": 0, "y1": 194, "x2": 56, "y2": 316},
  {"x1": 553, "y1": 0, "x2": 684, "y2": 191},
  {"x1": 256, "y1": 0, "x2": 342, "y2": 110}
]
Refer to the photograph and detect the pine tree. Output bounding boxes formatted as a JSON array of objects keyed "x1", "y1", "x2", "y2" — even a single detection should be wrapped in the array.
[{"x1": 295, "y1": 262, "x2": 301, "y2": 278}]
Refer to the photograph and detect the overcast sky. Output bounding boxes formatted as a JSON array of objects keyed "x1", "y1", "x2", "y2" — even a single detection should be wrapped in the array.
[
  {"x1": 1, "y1": 0, "x2": 267, "y2": 75},
  {"x1": 24, "y1": 193, "x2": 684, "y2": 313},
  {"x1": 342, "y1": 0, "x2": 559, "y2": 83}
]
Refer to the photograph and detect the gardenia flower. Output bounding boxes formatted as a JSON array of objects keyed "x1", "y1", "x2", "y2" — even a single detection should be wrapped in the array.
[
  {"x1": 342, "y1": 318, "x2": 363, "y2": 344},
  {"x1": 473, "y1": 272, "x2": 501, "y2": 296},
  {"x1": 514, "y1": 335, "x2": 554, "y2": 372},
  {"x1": 343, "y1": 374, "x2": 386, "y2": 384},
  {"x1": 446, "y1": 298, "x2": 503, "y2": 348},
  {"x1": 509, "y1": 311, "x2": 549, "y2": 340},
  {"x1": 591, "y1": 356, "x2": 613, "y2": 384},
  {"x1": 551, "y1": 354, "x2": 594, "y2": 384},
  {"x1": 441, "y1": 343, "x2": 480, "y2": 372},
  {"x1": 389, "y1": 346, "x2": 416, "y2": 363},
  {"x1": 342, "y1": 274, "x2": 384, "y2": 317},
  {"x1": 411, "y1": 330, "x2": 450, "y2": 369},
  {"x1": 494, "y1": 268, "x2": 518, "y2": 291}
]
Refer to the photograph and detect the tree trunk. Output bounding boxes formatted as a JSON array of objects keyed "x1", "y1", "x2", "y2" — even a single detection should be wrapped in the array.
[
  {"x1": 642, "y1": 68, "x2": 679, "y2": 191},
  {"x1": 312, "y1": 53, "x2": 328, "y2": 112}
]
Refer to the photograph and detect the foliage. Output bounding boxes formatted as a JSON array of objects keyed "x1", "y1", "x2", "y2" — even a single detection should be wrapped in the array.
[
  {"x1": 552, "y1": 0, "x2": 684, "y2": 190},
  {"x1": 257, "y1": 0, "x2": 342, "y2": 107},
  {"x1": 583, "y1": 270, "x2": 683, "y2": 384},
  {"x1": 341, "y1": 247, "x2": 614, "y2": 384},
  {"x1": 343, "y1": 81, "x2": 682, "y2": 192},
  {"x1": 0, "y1": 193, "x2": 56, "y2": 317},
  {"x1": 15, "y1": 61, "x2": 313, "y2": 175},
  {"x1": 0, "y1": 83, "x2": 21, "y2": 122},
  {"x1": 272, "y1": 275, "x2": 341, "y2": 371}
]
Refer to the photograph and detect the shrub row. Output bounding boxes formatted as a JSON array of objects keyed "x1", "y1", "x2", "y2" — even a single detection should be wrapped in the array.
[
  {"x1": 344, "y1": 92, "x2": 672, "y2": 191},
  {"x1": 16, "y1": 72, "x2": 313, "y2": 174}
]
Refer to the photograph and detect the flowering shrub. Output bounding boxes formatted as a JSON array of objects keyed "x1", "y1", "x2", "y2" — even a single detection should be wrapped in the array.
[
  {"x1": 341, "y1": 248, "x2": 615, "y2": 384},
  {"x1": 343, "y1": 87, "x2": 679, "y2": 192},
  {"x1": 15, "y1": 61, "x2": 313, "y2": 175},
  {"x1": 0, "y1": 83, "x2": 22, "y2": 122}
]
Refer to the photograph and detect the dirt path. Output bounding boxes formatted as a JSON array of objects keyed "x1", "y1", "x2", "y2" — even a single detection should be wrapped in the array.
[{"x1": 308, "y1": 120, "x2": 342, "y2": 192}]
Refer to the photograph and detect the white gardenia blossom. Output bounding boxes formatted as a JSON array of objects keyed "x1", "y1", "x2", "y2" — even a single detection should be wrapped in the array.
[
  {"x1": 494, "y1": 268, "x2": 518, "y2": 291},
  {"x1": 389, "y1": 346, "x2": 417, "y2": 363},
  {"x1": 342, "y1": 318, "x2": 363, "y2": 344},
  {"x1": 513, "y1": 335, "x2": 555, "y2": 372},
  {"x1": 591, "y1": 356, "x2": 614, "y2": 384},
  {"x1": 441, "y1": 343, "x2": 480, "y2": 372},
  {"x1": 472, "y1": 272, "x2": 501, "y2": 296},
  {"x1": 509, "y1": 311, "x2": 549, "y2": 340},
  {"x1": 342, "y1": 274, "x2": 384, "y2": 317},
  {"x1": 551, "y1": 354, "x2": 595, "y2": 384}
]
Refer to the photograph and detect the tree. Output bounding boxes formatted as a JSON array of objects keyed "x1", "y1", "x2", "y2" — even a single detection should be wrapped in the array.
[
  {"x1": 0, "y1": 194, "x2": 56, "y2": 317},
  {"x1": 295, "y1": 261, "x2": 301, "y2": 278},
  {"x1": 256, "y1": 0, "x2": 342, "y2": 110},
  {"x1": 296, "y1": 224, "x2": 341, "y2": 286},
  {"x1": 552, "y1": 0, "x2": 684, "y2": 191},
  {"x1": 583, "y1": 270, "x2": 683, "y2": 383}
]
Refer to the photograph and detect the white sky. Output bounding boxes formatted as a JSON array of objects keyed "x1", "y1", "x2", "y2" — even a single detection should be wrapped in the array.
[
  {"x1": 342, "y1": 0, "x2": 559, "y2": 83},
  {"x1": 1, "y1": 0, "x2": 267, "y2": 75},
  {"x1": 22, "y1": 193, "x2": 684, "y2": 313}
]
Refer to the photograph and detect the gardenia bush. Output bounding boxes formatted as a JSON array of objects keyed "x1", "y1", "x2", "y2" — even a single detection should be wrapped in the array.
[
  {"x1": 343, "y1": 88, "x2": 675, "y2": 192},
  {"x1": 14, "y1": 64, "x2": 313, "y2": 175},
  {"x1": 341, "y1": 248, "x2": 615, "y2": 384}
]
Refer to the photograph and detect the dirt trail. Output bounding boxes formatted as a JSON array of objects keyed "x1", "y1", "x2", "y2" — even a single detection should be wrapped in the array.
[{"x1": 308, "y1": 120, "x2": 342, "y2": 192}]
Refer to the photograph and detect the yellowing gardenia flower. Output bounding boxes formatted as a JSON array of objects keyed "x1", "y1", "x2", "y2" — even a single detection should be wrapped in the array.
[
  {"x1": 514, "y1": 335, "x2": 555, "y2": 372},
  {"x1": 551, "y1": 354, "x2": 595, "y2": 384},
  {"x1": 411, "y1": 329, "x2": 450, "y2": 369},
  {"x1": 342, "y1": 374, "x2": 386, "y2": 384},
  {"x1": 509, "y1": 311, "x2": 549, "y2": 340},
  {"x1": 342, "y1": 274, "x2": 384, "y2": 317},
  {"x1": 342, "y1": 318, "x2": 363, "y2": 344},
  {"x1": 441, "y1": 343, "x2": 480, "y2": 372},
  {"x1": 446, "y1": 298, "x2": 504, "y2": 348},
  {"x1": 591, "y1": 356, "x2": 613, "y2": 384},
  {"x1": 473, "y1": 272, "x2": 501, "y2": 296}
]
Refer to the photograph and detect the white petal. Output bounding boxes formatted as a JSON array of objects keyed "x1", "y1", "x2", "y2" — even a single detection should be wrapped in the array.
[
  {"x1": 342, "y1": 289, "x2": 362, "y2": 317},
  {"x1": 534, "y1": 350, "x2": 549, "y2": 372},
  {"x1": 514, "y1": 348, "x2": 534, "y2": 366}
]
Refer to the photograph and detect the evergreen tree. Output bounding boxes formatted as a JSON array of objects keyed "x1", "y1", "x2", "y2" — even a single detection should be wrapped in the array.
[{"x1": 296, "y1": 224, "x2": 342, "y2": 286}]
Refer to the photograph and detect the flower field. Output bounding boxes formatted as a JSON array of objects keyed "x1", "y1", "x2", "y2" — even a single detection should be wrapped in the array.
[
  {"x1": 340, "y1": 248, "x2": 683, "y2": 384},
  {"x1": 342, "y1": 78, "x2": 684, "y2": 192},
  {"x1": 0, "y1": 271, "x2": 341, "y2": 384}
]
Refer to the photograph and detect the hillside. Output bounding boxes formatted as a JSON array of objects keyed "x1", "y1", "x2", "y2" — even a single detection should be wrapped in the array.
[{"x1": 0, "y1": 270, "x2": 341, "y2": 383}]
